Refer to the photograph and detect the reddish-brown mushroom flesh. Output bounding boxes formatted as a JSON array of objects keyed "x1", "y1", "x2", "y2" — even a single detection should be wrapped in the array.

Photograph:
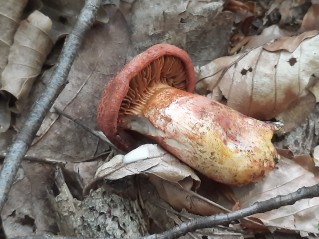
[{"x1": 97, "y1": 44, "x2": 278, "y2": 185}]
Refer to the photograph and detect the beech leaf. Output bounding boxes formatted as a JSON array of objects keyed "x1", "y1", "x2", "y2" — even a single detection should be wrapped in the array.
[
  {"x1": 196, "y1": 31, "x2": 319, "y2": 121},
  {"x1": 0, "y1": 10, "x2": 53, "y2": 113}
]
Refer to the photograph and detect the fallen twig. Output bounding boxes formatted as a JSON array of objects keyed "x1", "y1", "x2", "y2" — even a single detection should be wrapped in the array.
[
  {"x1": 0, "y1": 0, "x2": 102, "y2": 211},
  {"x1": 141, "y1": 183, "x2": 319, "y2": 239},
  {"x1": 10, "y1": 183, "x2": 319, "y2": 239}
]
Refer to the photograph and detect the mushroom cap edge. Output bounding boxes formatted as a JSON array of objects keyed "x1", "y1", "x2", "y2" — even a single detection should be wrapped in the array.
[{"x1": 97, "y1": 43, "x2": 195, "y2": 151}]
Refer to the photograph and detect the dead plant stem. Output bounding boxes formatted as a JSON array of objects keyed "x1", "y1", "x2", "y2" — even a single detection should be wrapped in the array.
[{"x1": 141, "y1": 183, "x2": 319, "y2": 239}]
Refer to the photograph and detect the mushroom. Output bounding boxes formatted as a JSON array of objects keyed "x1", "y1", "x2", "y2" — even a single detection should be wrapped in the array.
[{"x1": 97, "y1": 44, "x2": 278, "y2": 185}]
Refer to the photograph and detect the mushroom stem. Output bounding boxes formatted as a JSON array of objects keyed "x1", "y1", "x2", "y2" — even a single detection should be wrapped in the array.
[{"x1": 119, "y1": 83, "x2": 278, "y2": 185}]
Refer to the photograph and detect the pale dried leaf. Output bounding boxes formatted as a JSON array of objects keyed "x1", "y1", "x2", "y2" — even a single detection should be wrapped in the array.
[
  {"x1": 232, "y1": 157, "x2": 319, "y2": 234},
  {"x1": 197, "y1": 31, "x2": 319, "y2": 120},
  {"x1": 264, "y1": 30, "x2": 319, "y2": 52},
  {"x1": 313, "y1": 145, "x2": 319, "y2": 167},
  {"x1": 0, "y1": 10, "x2": 53, "y2": 113},
  {"x1": 95, "y1": 144, "x2": 200, "y2": 188},
  {"x1": 0, "y1": 0, "x2": 28, "y2": 75}
]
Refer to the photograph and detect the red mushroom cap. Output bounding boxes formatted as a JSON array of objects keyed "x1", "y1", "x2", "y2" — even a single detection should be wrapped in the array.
[{"x1": 97, "y1": 44, "x2": 195, "y2": 151}]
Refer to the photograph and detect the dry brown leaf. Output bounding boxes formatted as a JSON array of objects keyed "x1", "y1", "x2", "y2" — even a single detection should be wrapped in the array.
[
  {"x1": 264, "y1": 30, "x2": 318, "y2": 52},
  {"x1": 0, "y1": 0, "x2": 28, "y2": 75},
  {"x1": 300, "y1": 2, "x2": 319, "y2": 32},
  {"x1": 0, "y1": 10, "x2": 53, "y2": 113},
  {"x1": 223, "y1": 0, "x2": 256, "y2": 23},
  {"x1": 197, "y1": 31, "x2": 319, "y2": 121},
  {"x1": 0, "y1": 0, "x2": 28, "y2": 132},
  {"x1": 233, "y1": 157, "x2": 319, "y2": 234},
  {"x1": 94, "y1": 144, "x2": 200, "y2": 188},
  {"x1": 1, "y1": 161, "x2": 56, "y2": 238}
]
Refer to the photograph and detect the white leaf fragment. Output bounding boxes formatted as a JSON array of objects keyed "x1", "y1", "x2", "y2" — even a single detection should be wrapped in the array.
[{"x1": 123, "y1": 144, "x2": 166, "y2": 163}]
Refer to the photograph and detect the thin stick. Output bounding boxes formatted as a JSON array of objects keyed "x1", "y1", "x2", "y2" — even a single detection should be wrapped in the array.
[
  {"x1": 141, "y1": 183, "x2": 319, "y2": 239},
  {"x1": 0, "y1": 0, "x2": 102, "y2": 211}
]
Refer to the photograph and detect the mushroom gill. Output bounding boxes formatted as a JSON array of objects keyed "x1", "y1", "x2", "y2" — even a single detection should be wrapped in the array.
[{"x1": 120, "y1": 55, "x2": 187, "y2": 116}]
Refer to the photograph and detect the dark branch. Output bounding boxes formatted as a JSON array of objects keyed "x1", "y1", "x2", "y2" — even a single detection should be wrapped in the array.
[
  {"x1": 141, "y1": 183, "x2": 319, "y2": 239},
  {"x1": 0, "y1": 0, "x2": 102, "y2": 211}
]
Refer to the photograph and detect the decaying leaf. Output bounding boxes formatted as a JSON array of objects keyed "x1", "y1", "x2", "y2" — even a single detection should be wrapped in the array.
[
  {"x1": 0, "y1": 10, "x2": 53, "y2": 113},
  {"x1": 1, "y1": 161, "x2": 56, "y2": 238},
  {"x1": 233, "y1": 157, "x2": 319, "y2": 234},
  {"x1": 0, "y1": 0, "x2": 28, "y2": 132},
  {"x1": 94, "y1": 144, "x2": 233, "y2": 216},
  {"x1": 148, "y1": 175, "x2": 229, "y2": 216},
  {"x1": 276, "y1": 103, "x2": 319, "y2": 156},
  {"x1": 275, "y1": 93, "x2": 316, "y2": 132},
  {"x1": 94, "y1": 144, "x2": 200, "y2": 188},
  {"x1": 51, "y1": 167, "x2": 147, "y2": 238},
  {"x1": 196, "y1": 30, "x2": 319, "y2": 122},
  {"x1": 0, "y1": 0, "x2": 28, "y2": 75}
]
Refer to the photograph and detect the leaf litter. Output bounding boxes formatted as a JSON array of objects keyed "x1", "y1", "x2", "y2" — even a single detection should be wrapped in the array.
[{"x1": 0, "y1": 0, "x2": 319, "y2": 238}]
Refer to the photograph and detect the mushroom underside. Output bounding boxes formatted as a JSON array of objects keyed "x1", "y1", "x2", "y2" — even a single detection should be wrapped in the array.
[{"x1": 120, "y1": 55, "x2": 187, "y2": 117}]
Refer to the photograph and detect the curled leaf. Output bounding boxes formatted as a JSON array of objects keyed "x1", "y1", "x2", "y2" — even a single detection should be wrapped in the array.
[
  {"x1": 94, "y1": 144, "x2": 200, "y2": 189},
  {"x1": 0, "y1": 10, "x2": 53, "y2": 113},
  {"x1": 0, "y1": 0, "x2": 28, "y2": 75},
  {"x1": 197, "y1": 31, "x2": 319, "y2": 120}
]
